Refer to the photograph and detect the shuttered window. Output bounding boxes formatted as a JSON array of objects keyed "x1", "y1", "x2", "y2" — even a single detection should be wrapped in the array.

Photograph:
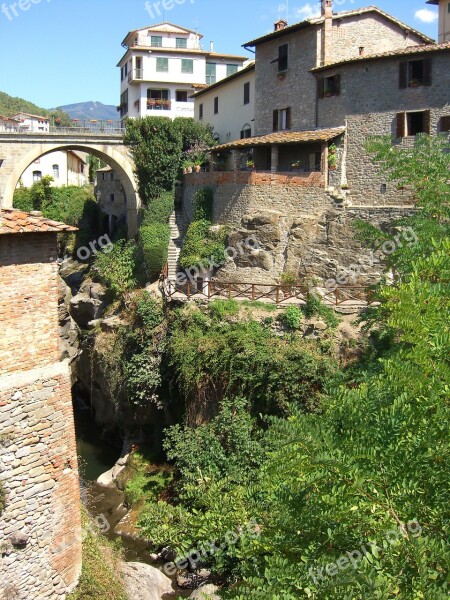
[
  {"x1": 317, "y1": 75, "x2": 341, "y2": 98},
  {"x1": 273, "y1": 107, "x2": 292, "y2": 131},
  {"x1": 399, "y1": 58, "x2": 432, "y2": 88},
  {"x1": 397, "y1": 111, "x2": 431, "y2": 137}
]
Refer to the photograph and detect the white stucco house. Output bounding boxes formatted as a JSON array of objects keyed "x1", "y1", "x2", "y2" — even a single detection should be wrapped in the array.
[
  {"x1": 19, "y1": 151, "x2": 87, "y2": 188},
  {"x1": 117, "y1": 22, "x2": 249, "y2": 122},
  {"x1": 12, "y1": 112, "x2": 50, "y2": 132},
  {"x1": 193, "y1": 61, "x2": 255, "y2": 144}
]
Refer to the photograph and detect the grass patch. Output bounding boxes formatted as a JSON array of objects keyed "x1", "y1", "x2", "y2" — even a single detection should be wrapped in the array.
[
  {"x1": 68, "y1": 509, "x2": 126, "y2": 600},
  {"x1": 241, "y1": 300, "x2": 277, "y2": 312},
  {"x1": 124, "y1": 451, "x2": 175, "y2": 507}
]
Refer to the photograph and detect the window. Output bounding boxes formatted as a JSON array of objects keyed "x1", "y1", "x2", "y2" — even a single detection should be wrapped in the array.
[
  {"x1": 240, "y1": 124, "x2": 252, "y2": 139},
  {"x1": 33, "y1": 171, "x2": 42, "y2": 183},
  {"x1": 206, "y1": 63, "x2": 216, "y2": 85},
  {"x1": 110, "y1": 172, "x2": 114, "y2": 181},
  {"x1": 52, "y1": 164, "x2": 59, "y2": 180},
  {"x1": 199, "y1": 103, "x2": 204, "y2": 120},
  {"x1": 181, "y1": 59, "x2": 193, "y2": 74},
  {"x1": 440, "y1": 116, "x2": 450, "y2": 132},
  {"x1": 396, "y1": 111, "x2": 431, "y2": 137},
  {"x1": 110, "y1": 194, "x2": 115, "y2": 202},
  {"x1": 147, "y1": 89, "x2": 170, "y2": 110},
  {"x1": 278, "y1": 44, "x2": 288, "y2": 72},
  {"x1": 399, "y1": 58, "x2": 432, "y2": 88},
  {"x1": 156, "y1": 57, "x2": 169, "y2": 72},
  {"x1": 227, "y1": 64, "x2": 238, "y2": 76},
  {"x1": 176, "y1": 37, "x2": 187, "y2": 48},
  {"x1": 151, "y1": 36, "x2": 163, "y2": 47},
  {"x1": 214, "y1": 96, "x2": 219, "y2": 115},
  {"x1": 273, "y1": 107, "x2": 291, "y2": 131},
  {"x1": 244, "y1": 82, "x2": 250, "y2": 105},
  {"x1": 317, "y1": 75, "x2": 341, "y2": 98},
  {"x1": 176, "y1": 91, "x2": 188, "y2": 102},
  {"x1": 120, "y1": 90, "x2": 128, "y2": 117}
]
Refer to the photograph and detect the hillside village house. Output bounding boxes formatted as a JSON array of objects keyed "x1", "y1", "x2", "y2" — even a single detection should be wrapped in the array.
[
  {"x1": 12, "y1": 112, "x2": 50, "y2": 132},
  {"x1": 182, "y1": 0, "x2": 449, "y2": 285},
  {"x1": 117, "y1": 22, "x2": 248, "y2": 123},
  {"x1": 193, "y1": 62, "x2": 256, "y2": 145},
  {"x1": 19, "y1": 150, "x2": 87, "y2": 188},
  {"x1": 427, "y1": 0, "x2": 450, "y2": 42},
  {"x1": 95, "y1": 165, "x2": 127, "y2": 234}
]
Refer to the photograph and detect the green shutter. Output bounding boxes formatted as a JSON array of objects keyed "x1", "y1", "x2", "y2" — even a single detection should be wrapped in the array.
[{"x1": 156, "y1": 58, "x2": 169, "y2": 72}]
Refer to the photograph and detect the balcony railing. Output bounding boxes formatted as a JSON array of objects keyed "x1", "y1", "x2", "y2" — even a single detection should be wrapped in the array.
[
  {"x1": 147, "y1": 99, "x2": 171, "y2": 111},
  {"x1": 128, "y1": 69, "x2": 143, "y2": 83},
  {"x1": 132, "y1": 38, "x2": 201, "y2": 50}
]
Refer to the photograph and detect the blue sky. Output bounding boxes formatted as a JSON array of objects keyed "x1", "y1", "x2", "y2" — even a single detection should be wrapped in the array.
[{"x1": 0, "y1": 0, "x2": 439, "y2": 110}]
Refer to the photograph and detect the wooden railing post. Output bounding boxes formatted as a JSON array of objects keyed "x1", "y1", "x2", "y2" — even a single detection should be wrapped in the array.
[{"x1": 276, "y1": 286, "x2": 280, "y2": 305}]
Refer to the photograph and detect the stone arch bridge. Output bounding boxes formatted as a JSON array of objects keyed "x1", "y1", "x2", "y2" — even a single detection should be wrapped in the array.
[{"x1": 0, "y1": 129, "x2": 141, "y2": 236}]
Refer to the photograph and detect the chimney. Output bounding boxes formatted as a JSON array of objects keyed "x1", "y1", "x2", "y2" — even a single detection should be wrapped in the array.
[
  {"x1": 210, "y1": 41, "x2": 214, "y2": 52},
  {"x1": 274, "y1": 19, "x2": 288, "y2": 32},
  {"x1": 321, "y1": 0, "x2": 333, "y2": 66}
]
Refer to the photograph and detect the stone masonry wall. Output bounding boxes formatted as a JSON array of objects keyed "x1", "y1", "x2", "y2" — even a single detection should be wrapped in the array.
[
  {"x1": 0, "y1": 232, "x2": 82, "y2": 599},
  {"x1": 182, "y1": 179, "x2": 414, "y2": 284}
]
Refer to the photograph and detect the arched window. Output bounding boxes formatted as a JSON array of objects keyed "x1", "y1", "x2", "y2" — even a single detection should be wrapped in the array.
[
  {"x1": 33, "y1": 170, "x2": 42, "y2": 183},
  {"x1": 52, "y1": 164, "x2": 59, "y2": 179},
  {"x1": 240, "y1": 124, "x2": 252, "y2": 139}
]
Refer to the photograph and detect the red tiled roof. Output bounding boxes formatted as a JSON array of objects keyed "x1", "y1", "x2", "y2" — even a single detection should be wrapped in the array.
[
  {"x1": 0, "y1": 209, "x2": 78, "y2": 235},
  {"x1": 213, "y1": 127, "x2": 346, "y2": 151},
  {"x1": 312, "y1": 42, "x2": 450, "y2": 72}
]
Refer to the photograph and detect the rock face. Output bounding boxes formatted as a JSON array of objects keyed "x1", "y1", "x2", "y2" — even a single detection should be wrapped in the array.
[
  {"x1": 70, "y1": 280, "x2": 109, "y2": 329},
  {"x1": 122, "y1": 562, "x2": 176, "y2": 600},
  {"x1": 189, "y1": 585, "x2": 221, "y2": 599}
]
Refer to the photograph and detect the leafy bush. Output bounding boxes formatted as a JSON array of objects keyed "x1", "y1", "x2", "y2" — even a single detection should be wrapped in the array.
[
  {"x1": 193, "y1": 187, "x2": 214, "y2": 221},
  {"x1": 208, "y1": 299, "x2": 240, "y2": 320},
  {"x1": 92, "y1": 239, "x2": 138, "y2": 296},
  {"x1": 179, "y1": 220, "x2": 226, "y2": 271},
  {"x1": 283, "y1": 306, "x2": 302, "y2": 330},
  {"x1": 139, "y1": 223, "x2": 170, "y2": 278},
  {"x1": 141, "y1": 191, "x2": 174, "y2": 226},
  {"x1": 135, "y1": 292, "x2": 164, "y2": 330},
  {"x1": 303, "y1": 292, "x2": 340, "y2": 328}
]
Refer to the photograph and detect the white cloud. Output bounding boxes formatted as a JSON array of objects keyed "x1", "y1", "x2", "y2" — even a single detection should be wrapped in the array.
[
  {"x1": 295, "y1": 3, "x2": 321, "y2": 20},
  {"x1": 414, "y1": 8, "x2": 438, "y2": 24}
]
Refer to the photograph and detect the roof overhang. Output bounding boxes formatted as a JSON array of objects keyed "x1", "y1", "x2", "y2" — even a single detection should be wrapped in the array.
[{"x1": 212, "y1": 127, "x2": 346, "y2": 152}]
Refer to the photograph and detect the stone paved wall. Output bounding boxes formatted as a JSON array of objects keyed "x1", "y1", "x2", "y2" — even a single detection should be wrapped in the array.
[{"x1": 0, "y1": 233, "x2": 82, "y2": 599}]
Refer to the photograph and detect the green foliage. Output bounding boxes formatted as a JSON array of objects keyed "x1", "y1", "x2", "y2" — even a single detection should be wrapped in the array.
[
  {"x1": 208, "y1": 299, "x2": 240, "y2": 320},
  {"x1": 92, "y1": 239, "x2": 138, "y2": 296},
  {"x1": 283, "y1": 306, "x2": 302, "y2": 330},
  {"x1": 141, "y1": 191, "x2": 174, "y2": 226},
  {"x1": 124, "y1": 452, "x2": 174, "y2": 507},
  {"x1": 0, "y1": 90, "x2": 70, "y2": 124},
  {"x1": 169, "y1": 308, "x2": 337, "y2": 415},
  {"x1": 139, "y1": 223, "x2": 170, "y2": 279},
  {"x1": 193, "y1": 188, "x2": 214, "y2": 221},
  {"x1": 135, "y1": 292, "x2": 164, "y2": 330},
  {"x1": 303, "y1": 292, "x2": 340, "y2": 328},
  {"x1": 179, "y1": 220, "x2": 226, "y2": 271},
  {"x1": 88, "y1": 155, "x2": 107, "y2": 183},
  {"x1": 124, "y1": 117, "x2": 182, "y2": 202},
  {"x1": 173, "y1": 117, "x2": 217, "y2": 171},
  {"x1": 68, "y1": 509, "x2": 126, "y2": 600}
]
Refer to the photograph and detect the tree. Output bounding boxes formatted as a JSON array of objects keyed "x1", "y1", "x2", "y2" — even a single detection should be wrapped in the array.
[{"x1": 123, "y1": 117, "x2": 183, "y2": 203}]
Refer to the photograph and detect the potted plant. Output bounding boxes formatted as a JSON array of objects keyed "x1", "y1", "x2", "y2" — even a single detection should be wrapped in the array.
[
  {"x1": 409, "y1": 79, "x2": 421, "y2": 88},
  {"x1": 291, "y1": 161, "x2": 301, "y2": 172},
  {"x1": 328, "y1": 144, "x2": 338, "y2": 171},
  {"x1": 246, "y1": 159, "x2": 255, "y2": 170}
]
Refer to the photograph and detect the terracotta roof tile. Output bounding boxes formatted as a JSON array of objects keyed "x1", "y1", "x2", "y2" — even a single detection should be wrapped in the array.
[
  {"x1": 212, "y1": 127, "x2": 346, "y2": 151},
  {"x1": 0, "y1": 209, "x2": 78, "y2": 235}
]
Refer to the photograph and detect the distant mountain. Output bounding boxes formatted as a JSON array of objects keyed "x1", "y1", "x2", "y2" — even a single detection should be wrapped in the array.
[{"x1": 55, "y1": 101, "x2": 118, "y2": 121}]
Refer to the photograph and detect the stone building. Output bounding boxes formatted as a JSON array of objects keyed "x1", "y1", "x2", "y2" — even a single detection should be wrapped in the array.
[
  {"x1": 0, "y1": 209, "x2": 82, "y2": 599},
  {"x1": 95, "y1": 166, "x2": 127, "y2": 234},
  {"x1": 181, "y1": 1, "x2": 448, "y2": 285}
]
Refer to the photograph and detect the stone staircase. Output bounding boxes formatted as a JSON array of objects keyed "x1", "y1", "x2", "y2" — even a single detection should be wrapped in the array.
[{"x1": 167, "y1": 210, "x2": 184, "y2": 280}]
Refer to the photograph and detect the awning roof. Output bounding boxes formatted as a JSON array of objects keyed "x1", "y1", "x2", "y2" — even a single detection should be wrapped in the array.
[
  {"x1": 213, "y1": 127, "x2": 346, "y2": 151},
  {"x1": 0, "y1": 209, "x2": 78, "y2": 235}
]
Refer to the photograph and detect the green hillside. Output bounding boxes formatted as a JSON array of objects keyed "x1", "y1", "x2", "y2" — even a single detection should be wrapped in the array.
[{"x1": 0, "y1": 91, "x2": 70, "y2": 124}]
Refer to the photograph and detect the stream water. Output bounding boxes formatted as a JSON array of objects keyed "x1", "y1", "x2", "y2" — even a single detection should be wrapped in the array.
[{"x1": 74, "y1": 405, "x2": 191, "y2": 597}]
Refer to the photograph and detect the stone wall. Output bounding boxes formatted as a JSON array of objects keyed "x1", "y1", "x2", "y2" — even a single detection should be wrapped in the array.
[
  {"x1": 182, "y1": 179, "x2": 414, "y2": 285},
  {"x1": 0, "y1": 232, "x2": 82, "y2": 599}
]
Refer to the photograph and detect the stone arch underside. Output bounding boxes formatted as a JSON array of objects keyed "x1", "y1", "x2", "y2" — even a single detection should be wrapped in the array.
[{"x1": 2, "y1": 143, "x2": 140, "y2": 236}]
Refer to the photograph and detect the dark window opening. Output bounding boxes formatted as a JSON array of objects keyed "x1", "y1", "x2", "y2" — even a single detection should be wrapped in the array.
[
  {"x1": 110, "y1": 194, "x2": 115, "y2": 202},
  {"x1": 380, "y1": 183, "x2": 387, "y2": 194},
  {"x1": 278, "y1": 44, "x2": 288, "y2": 72},
  {"x1": 244, "y1": 82, "x2": 250, "y2": 105},
  {"x1": 240, "y1": 125, "x2": 252, "y2": 139},
  {"x1": 408, "y1": 112, "x2": 426, "y2": 136},
  {"x1": 439, "y1": 116, "x2": 450, "y2": 132},
  {"x1": 199, "y1": 103, "x2": 204, "y2": 119},
  {"x1": 273, "y1": 107, "x2": 291, "y2": 131},
  {"x1": 214, "y1": 97, "x2": 219, "y2": 115},
  {"x1": 399, "y1": 58, "x2": 432, "y2": 88},
  {"x1": 176, "y1": 91, "x2": 188, "y2": 102},
  {"x1": 318, "y1": 75, "x2": 341, "y2": 98}
]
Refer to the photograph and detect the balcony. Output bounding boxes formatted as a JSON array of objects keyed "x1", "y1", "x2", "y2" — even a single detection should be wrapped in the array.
[
  {"x1": 128, "y1": 69, "x2": 143, "y2": 83},
  {"x1": 147, "y1": 99, "x2": 171, "y2": 111}
]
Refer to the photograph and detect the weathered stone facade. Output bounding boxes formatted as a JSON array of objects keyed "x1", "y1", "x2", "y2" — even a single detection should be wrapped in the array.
[
  {"x1": 0, "y1": 227, "x2": 82, "y2": 599},
  {"x1": 182, "y1": 177, "x2": 414, "y2": 284}
]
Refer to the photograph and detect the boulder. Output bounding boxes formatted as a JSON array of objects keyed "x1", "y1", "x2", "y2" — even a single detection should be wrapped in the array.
[
  {"x1": 189, "y1": 584, "x2": 220, "y2": 599},
  {"x1": 122, "y1": 562, "x2": 176, "y2": 600},
  {"x1": 70, "y1": 281, "x2": 108, "y2": 329}
]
